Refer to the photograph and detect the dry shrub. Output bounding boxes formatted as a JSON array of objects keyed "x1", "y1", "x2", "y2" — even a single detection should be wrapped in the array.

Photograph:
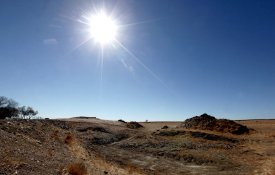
[
  {"x1": 50, "y1": 130, "x2": 59, "y2": 140},
  {"x1": 48, "y1": 148, "x2": 54, "y2": 157},
  {"x1": 127, "y1": 163, "x2": 135, "y2": 174},
  {"x1": 67, "y1": 163, "x2": 87, "y2": 175},
  {"x1": 65, "y1": 134, "x2": 73, "y2": 144}
]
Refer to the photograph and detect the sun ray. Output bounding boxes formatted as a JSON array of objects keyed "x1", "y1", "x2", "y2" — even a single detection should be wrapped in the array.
[
  {"x1": 118, "y1": 18, "x2": 163, "y2": 28},
  {"x1": 62, "y1": 7, "x2": 171, "y2": 93},
  {"x1": 99, "y1": 45, "x2": 104, "y2": 99},
  {"x1": 114, "y1": 39, "x2": 168, "y2": 88},
  {"x1": 61, "y1": 37, "x2": 92, "y2": 59}
]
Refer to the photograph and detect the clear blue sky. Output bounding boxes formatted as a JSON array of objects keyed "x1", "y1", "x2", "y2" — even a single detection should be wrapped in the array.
[{"x1": 1, "y1": 0, "x2": 274, "y2": 120}]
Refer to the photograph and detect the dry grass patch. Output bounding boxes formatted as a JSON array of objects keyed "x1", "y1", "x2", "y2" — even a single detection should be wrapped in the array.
[
  {"x1": 67, "y1": 162, "x2": 87, "y2": 175},
  {"x1": 50, "y1": 129, "x2": 60, "y2": 141},
  {"x1": 65, "y1": 133, "x2": 74, "y2": 145}
]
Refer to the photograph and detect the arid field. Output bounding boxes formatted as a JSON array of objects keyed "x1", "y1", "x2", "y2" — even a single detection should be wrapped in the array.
[{"x1": 0, "y1": 117, "x2": 274, "y2": 175}]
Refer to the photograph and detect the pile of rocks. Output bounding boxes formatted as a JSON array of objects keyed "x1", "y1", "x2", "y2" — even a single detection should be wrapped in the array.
[
  {"x1": 126, "y1": 122, "x2": 143, "y2": 129},
  {"x1": 182, "y1": 113, "x2": 250, "y2": 134}
]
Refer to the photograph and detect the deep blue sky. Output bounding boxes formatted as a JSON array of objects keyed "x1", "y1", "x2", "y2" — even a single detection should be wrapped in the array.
[{"x1": 1, "y1": 0, "x2": 275, "y2": 120}]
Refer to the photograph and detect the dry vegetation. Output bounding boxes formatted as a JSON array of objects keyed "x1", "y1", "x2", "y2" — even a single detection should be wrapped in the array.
[
  {"x1": 0, "y1": 117, "x2": 274, "y2": 175},
  {"x1": 66, "y1": 162, "x2": 87, "y2": 175}
]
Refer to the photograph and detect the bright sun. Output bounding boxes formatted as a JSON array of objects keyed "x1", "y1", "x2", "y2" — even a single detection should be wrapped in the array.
[{"x1": 88, "y1": 11, "x2": 118, "y2": 45}]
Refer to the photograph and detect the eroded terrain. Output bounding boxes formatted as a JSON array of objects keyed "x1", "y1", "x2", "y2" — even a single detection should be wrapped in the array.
[{"x1": 0, "y1": 118, "x2": 274, "y2": 175}]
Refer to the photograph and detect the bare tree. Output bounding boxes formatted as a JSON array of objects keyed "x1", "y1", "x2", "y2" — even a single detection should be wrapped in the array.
[
  {"x1": 0, "y1": 107, "x2": 19, "y2": 119},
  {"x1": 19, "y1": 106, "x2": 38, "y2": 119},
  {"x1": 0, "y1": 96, "x2": 19, "y2": 119},
  {"x1": 18, "y1": 106, "x2": 27, "y2": 119},
  {"x1": 0, "y1": 96, "x2": 39, "y2": 119},
  {"x1": 0, "y1": 96, "x2": 8, "y2": 107},
  {"x1": 26, "y1": 106, "x2": 38, "y2": 119}
]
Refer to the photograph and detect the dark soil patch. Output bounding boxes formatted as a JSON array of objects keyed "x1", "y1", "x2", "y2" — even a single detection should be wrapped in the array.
[
  {"x1": 153, "y1": 130, "x2": 238, "y2": 143},
  {"x1": 190, "y1": 131, "x2": 238, "y2": 143},
  {"x1": 90, "y1": 133, "x2": 128, "y2": 145},
  {"x1": 153, "y1": 130, "x2": 185, "y2": 136},
  {"x1": 76, "y1": 126, "x2": 109, "y2": 133}
]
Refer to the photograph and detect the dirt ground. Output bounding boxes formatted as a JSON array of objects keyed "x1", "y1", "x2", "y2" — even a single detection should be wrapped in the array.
[{"x1": 0, "y1": 118, "x2": 274, "y2": 175}]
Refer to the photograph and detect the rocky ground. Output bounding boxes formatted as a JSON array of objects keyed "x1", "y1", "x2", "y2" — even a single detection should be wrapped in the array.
[{"x1": 0, "y1": 117, "x2": 274, "y2": 175}]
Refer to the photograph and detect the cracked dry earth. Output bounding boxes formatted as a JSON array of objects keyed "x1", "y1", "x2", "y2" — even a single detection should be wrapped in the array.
[{"x1": 0, "y1": 118, "x2": 274, "y2": 175}]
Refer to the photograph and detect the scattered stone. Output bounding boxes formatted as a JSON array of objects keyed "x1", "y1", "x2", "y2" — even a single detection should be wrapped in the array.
[{"x1": 161, "y1": 125, "x2": 168, "y2": 129}]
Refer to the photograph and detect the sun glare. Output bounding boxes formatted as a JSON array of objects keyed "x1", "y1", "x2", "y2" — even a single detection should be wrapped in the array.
[{"x1": 87, "y1": 11, "x2": 118, "y2": 45}]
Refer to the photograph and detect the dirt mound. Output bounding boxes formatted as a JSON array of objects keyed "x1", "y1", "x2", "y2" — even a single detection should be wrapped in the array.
[
  {"x1": 118, "y1": 119, "x2": 127, "y2": 123},
  {"x1": 126, "y1": 122, "x2": 143, "y2": 129},
  {"x1": 182, "y1": 113, "x2": 250, "y2": 134}
]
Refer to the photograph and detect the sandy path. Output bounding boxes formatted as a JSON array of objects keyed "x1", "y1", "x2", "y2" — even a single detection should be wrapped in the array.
[{"x1": 67, "y1": 134, "x2": 142, "y2": 175}]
